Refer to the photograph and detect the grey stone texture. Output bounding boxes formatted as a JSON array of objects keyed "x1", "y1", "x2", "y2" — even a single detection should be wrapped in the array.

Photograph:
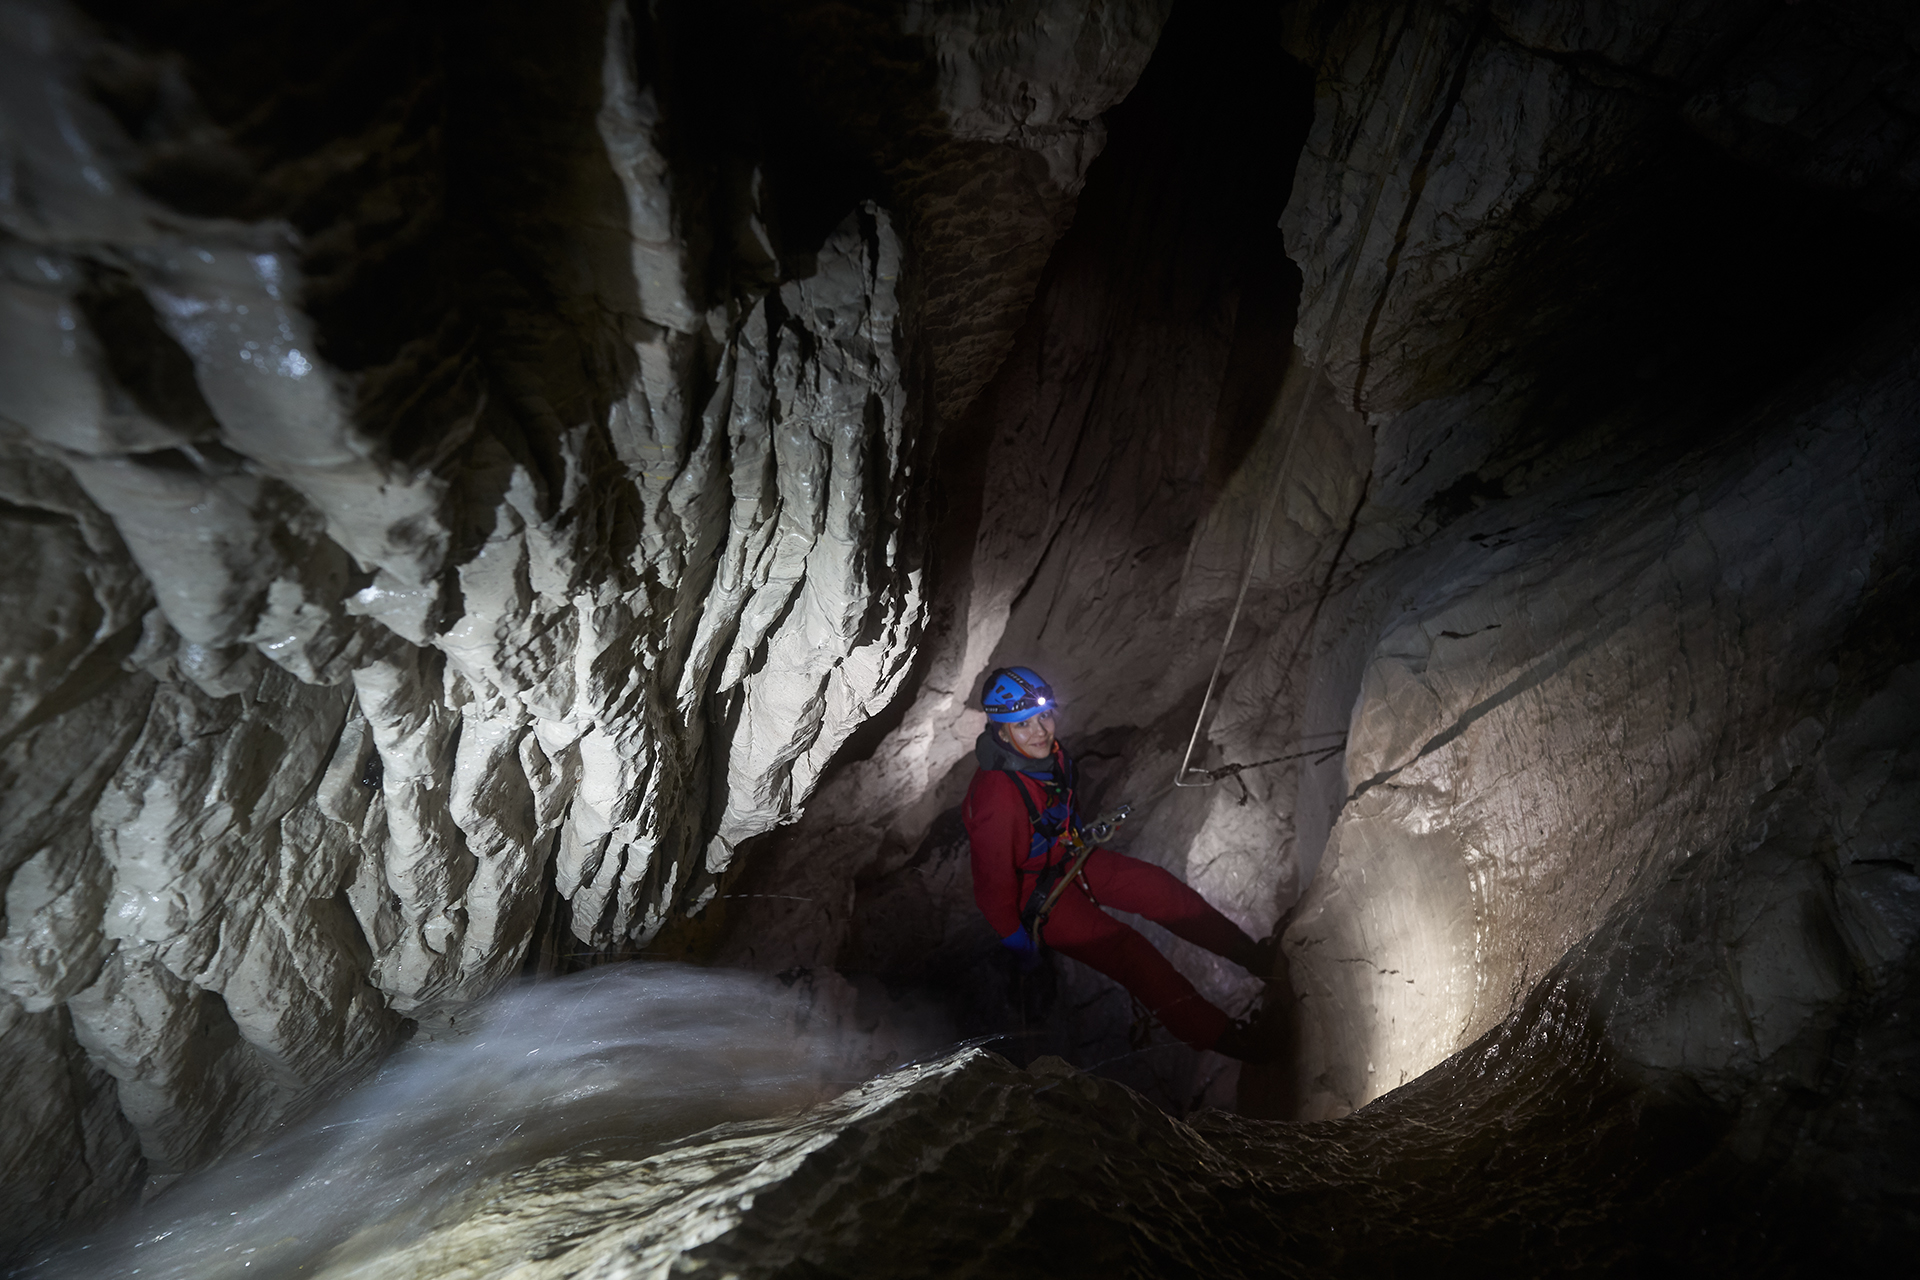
[
  {"x1": 2, "y1": 0, "x2": 1918, "y2": 1268},
  {"x1": 0, "y1": 0, "x2": 1172, "y2": 1251},
  {"x1": 713, "y1": 0, "x2": 1920, "y2": 1194}
]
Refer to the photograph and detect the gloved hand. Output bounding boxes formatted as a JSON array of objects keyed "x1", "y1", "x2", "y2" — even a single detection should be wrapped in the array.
[{"x1": 1000, "y1": 927, "x2": 1042, "y2": 974}]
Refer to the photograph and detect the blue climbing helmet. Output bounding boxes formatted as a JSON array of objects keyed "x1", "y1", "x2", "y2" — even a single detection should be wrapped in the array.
[{"x1": 982, "y1": 666, "x2": 1056, "y2": 723}]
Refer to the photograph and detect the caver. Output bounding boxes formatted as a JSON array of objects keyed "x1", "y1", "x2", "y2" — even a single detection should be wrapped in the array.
[{"x1": 962, "y1": 666, "x2": 1278, "y2": 1060}]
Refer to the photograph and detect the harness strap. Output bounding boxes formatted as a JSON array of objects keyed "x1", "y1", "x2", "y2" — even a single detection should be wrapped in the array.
[
  {"x1": 1020, "y1": 863, "x2": 1066, "y2": 936},
  {"x1": 1001, "y1": 754, "x2": 1077, "y2": 853},
  {"x1": 1005, "y1": 752, "x2": 1082, "y2": 941},
  {"x1": 1007, "y1": 769, "x2": 1046, "y2": 827}
]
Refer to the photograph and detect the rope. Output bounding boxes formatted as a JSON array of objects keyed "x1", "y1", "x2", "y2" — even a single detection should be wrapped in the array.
[
  {"x1": 1174, "y1": 7, "x2": 1446, "y2": 789},
  {"x1": 1122, "y1": 737, "x2": 1348, "y2": 819},
  {"x1": 1197, "y1": 737, "x2": 1347, "y2": 783}
]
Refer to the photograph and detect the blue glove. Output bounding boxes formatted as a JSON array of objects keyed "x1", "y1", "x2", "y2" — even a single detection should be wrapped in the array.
[{"x1": 1000, "y1": 927, "x2": 1041, "y2": 973}]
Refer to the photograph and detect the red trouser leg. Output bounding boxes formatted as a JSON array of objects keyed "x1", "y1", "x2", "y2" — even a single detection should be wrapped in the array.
[
  {"x1": 1038, "y1": 849, "x2": 1248, "y2": 1051},
  {"x1": 1075, "y1": 847, "x2": 1256, "y2": 961}
]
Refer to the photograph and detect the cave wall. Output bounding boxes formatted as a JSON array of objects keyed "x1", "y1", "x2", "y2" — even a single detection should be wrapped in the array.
[
  {"x1": 1288, "y1": 322, "x2": 1920, "y2": 1113},
  {"x1": 3, "y1": 0, "x2": 1918, "y2": 1264},
  {"x1": 708, "y1": 1, "x2": 1326, "y2": 1098},
  {"x1": 1266, "y1": 0, "x2": 1920, "y2": 1116},
  {"x1": 0, "y1": 0, "x2": 1171, "y2": 1249},
  {"x1": 712, "y1": 0, "x2": 1920, "y2": 1133}
]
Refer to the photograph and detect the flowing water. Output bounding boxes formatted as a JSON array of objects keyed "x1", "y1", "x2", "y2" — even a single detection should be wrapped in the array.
[
  {"x1": 18, "y1": 965, "x2": 895, "y2": 1279},
  {"x1": 11, "y1": 955, "x2": 1889, "y2": 1276}
]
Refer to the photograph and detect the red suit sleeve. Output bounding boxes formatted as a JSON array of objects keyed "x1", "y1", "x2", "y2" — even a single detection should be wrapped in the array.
[{"x1": 962, "y1": 768, "x2": 1032, "y2": 940}]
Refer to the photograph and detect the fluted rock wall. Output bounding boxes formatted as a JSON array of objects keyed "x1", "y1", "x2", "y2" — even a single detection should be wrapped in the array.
[
  {"x1": 0, "y1": 0, "x2": 1170, "y2": 1249},
  {"x1": 1286, "y1": 323, "x2": 1920, "y2": 1112},
  {"x1": 3, "y1": 0, "x2": 1917, "y2": 1266},
  {"x1": 712, "y1": 0, "x2": 1920, "y2": 1141},
  {"x1": 709, "y1": 4, "x2": 1319, "y2": 1100}
]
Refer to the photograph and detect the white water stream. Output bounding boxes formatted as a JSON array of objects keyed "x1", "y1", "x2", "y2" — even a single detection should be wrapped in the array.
[{"x1": 19, "y1": 964, "x2": 902, "y2": 1279}]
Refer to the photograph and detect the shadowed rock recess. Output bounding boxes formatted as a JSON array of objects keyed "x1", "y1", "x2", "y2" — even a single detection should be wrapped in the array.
[{"x1": 1, "y1": 0, "x2": 1916, "y2": 1273}]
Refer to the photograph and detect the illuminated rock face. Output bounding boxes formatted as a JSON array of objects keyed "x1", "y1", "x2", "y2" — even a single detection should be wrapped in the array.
[
  {"x1": 718, "y1": 0, "x2": 1920, "y2": 1107},
  {"x1": 3, "y1": 0, "x2": 1919, "y2": 1268},
  {"x1": 710, "y1": 0, "x2": 1920, "y2": 1214},
  {"x1": 1262, "y1": 0, "x2": 1920, "y2": 1118},
  {"x1": 0, "y1": 0, "x2": 1168, "y2": 1247},
  {"x1": 1288, "y1": 369, "x2": 1920, "y2": 1115}
]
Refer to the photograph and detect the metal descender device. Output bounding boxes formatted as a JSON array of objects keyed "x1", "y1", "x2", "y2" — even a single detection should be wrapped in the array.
[{"x1": 1025, "y1": 802, "x2": 1132, "y2": 943}]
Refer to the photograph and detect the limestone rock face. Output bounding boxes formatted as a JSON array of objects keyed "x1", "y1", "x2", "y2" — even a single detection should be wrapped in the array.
[
  {"x1": 0, "y1": 0, "x2": 1170, "y2": 1250},
  {"x1": 708, "y1": 9, "x2": 1317, "y2": 1097},
  {"x1": 1282, "y1": 0, "x2": 1920, "y2": 422},
  {"x1": 1262, "y1": 0, "x2": 1920, "y2": 1118},
  {"x1": 3, "y1": 0, "x2": 1918, "y2": 1268},
  {"x1": 1286, "y1": 335, "x2": 1920, "y2": 1115},
  {"x1": 711, "y1": 0, "x2": 1920, "y2": 1202},
  {"x1": 894, "y1": 0, "x2": 1176, "y2": 424}
]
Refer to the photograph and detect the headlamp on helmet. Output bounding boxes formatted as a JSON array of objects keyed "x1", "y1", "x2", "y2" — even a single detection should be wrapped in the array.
[{"x1": 982, "y1": 666, "x2": 1056, "y2": 723}]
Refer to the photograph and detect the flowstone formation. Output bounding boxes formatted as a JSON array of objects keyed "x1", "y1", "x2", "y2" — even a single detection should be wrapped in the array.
[{"x1": 205, "y1": 1022, "x2": 1917, "y2": 1278}]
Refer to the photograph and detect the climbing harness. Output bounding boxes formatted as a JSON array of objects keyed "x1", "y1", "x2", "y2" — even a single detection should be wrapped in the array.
[
  {"x1": 997, "y1": 748, "x2": 1136, "y2": 944},
  {"x1": 1004, "y1": 750, "x2": 1079, "y2": 864},
  {"x1": 1173, "y1": 6, "x2": 1451, "y2": 792},
  {"x1": 1000, "y1": 750, "x2": 1131, "y2": 946},
  {"x1": 1022, "y1": 800, "x2": 1133, "y2": 948}
]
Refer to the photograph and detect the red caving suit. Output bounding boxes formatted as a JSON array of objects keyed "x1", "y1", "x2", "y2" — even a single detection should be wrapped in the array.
[{"x1": 962, "y1": 733, "x2": 1254, "y2": 1051}]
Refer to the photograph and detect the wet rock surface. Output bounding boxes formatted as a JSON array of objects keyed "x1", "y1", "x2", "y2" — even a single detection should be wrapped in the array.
[
  {"x1": 707, "y1": 0, "x2": 1920, "y2": 1262},
  {"x1": 151, "y1": 997, "x2": 1907, "y2": 1278},
  {"x1": 2, "y1": 0, "x2": 1918, "y2": 1271},
  {"x1": 0, "y1": 0, "x2": 1168, "y2": 1249}
]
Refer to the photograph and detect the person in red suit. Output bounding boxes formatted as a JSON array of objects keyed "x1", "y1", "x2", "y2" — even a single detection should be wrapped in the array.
[{"x1": 962, "y1": 666, "x2": 1276, "y2": 1060}]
